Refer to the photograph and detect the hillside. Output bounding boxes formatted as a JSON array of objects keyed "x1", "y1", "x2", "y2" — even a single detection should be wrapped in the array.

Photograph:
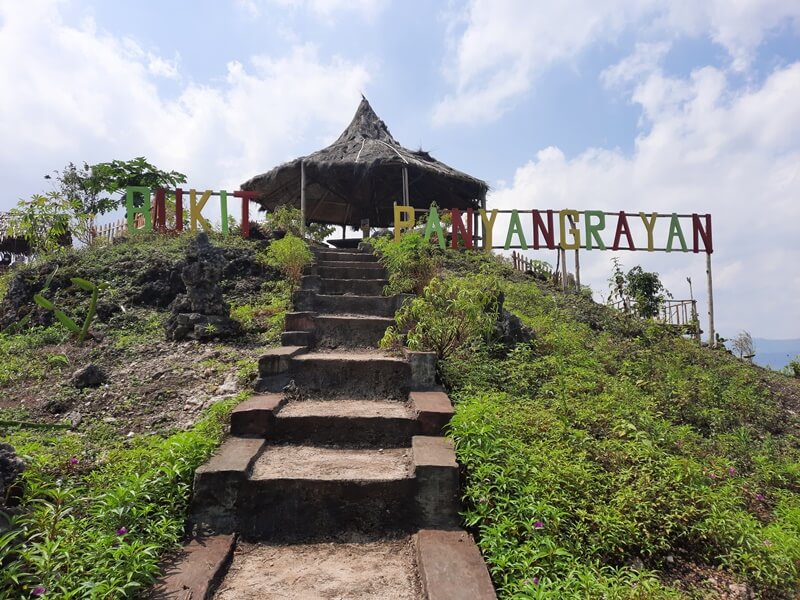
[{"x1": 0, "y1": 233, "x2": 798, "y2": 599}]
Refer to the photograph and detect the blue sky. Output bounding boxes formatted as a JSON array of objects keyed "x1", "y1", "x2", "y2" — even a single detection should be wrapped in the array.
[{"x1": 1, "y1": 0, "x2": 799, "y2": 342}]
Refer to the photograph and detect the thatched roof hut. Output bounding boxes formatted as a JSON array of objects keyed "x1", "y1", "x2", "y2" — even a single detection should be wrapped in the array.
[{"x1": 240, "y1": 96, "x2": 487, "y2": 228}]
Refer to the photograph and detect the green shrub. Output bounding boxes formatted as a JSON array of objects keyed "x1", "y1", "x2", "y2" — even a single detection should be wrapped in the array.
[
  {"x1": 260, "y1": 234, "x2": 313, "y2": 290},
  {"x1": 371, "y1": 232, "x2": 442, "y2": 295},
  {"x1": 380, "y1": 271, "x2": 502, "y2": 360},
  {"x1": 262, "y1": 205, "x2": 335, "y2": 243}
]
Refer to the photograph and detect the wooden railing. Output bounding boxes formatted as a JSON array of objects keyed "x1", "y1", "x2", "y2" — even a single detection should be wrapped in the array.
[
  {"x1": 90, "y1": 213, "x2": 147, "y2": 243},
  {"x1": 609, "y1": 298, "x2": 700, "y2": 338}
]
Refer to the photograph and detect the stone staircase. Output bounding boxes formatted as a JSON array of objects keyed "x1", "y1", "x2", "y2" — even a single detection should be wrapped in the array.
[{"x1": 154, "y1": 247, "x2": 496, "y2": 599}]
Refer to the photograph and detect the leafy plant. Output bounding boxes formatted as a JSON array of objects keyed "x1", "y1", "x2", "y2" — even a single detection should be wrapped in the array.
[
  {"x1": 34, "y1": 277, "x2": 108, "y2": 343},
  {"x1": 260, "y1": 234, "x2": 313, "y2": 290},
  {"x1": 380, "y1": 272, "x2": 502, "y2": 360},
  {"x1": 47, "y1": 158, "x2": 187, "y2": 215},
  {"x1": 608, "y1": 258, "x2": 671, "y2": 319},
  {"x1": 5, "y1": 192, "x2": 89, "y2": 254},
  {"x1": 371, "y1": 231, "x2": 442, "y2": 295},
  {"x1": 262, "y1": 205, "x2": 335, "y2": 243}
]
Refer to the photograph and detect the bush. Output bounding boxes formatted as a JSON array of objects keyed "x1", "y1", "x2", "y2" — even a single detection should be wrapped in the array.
[
  {"x1": 260, "y1": 234, "x2": 313, "y2": 290},
  {"x1": 262, "y1": 205, "x2": 335, "y2": 244},
  {"x1": 371, "y1": 232, "x2": 442, "y2": 295},
  {"x1": 380, "y1": 271, "x2": 502, "y2": 360}
]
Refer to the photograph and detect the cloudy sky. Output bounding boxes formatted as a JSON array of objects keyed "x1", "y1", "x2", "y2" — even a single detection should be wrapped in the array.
[{"x1": 1, "y1": 0, "x2": 799, "y2": 340}]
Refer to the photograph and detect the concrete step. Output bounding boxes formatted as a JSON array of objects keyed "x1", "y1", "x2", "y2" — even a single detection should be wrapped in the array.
[
  {"x1": 315, "y1": 265, "x2": 387, "y2": 280},
  {"x1": 237, "y1": 445, "x2": 415, "y2": 539},
  {"x1": 316, "y1": 260, "x2": 385, "y2": 270},
  {"x1": 301, "y1": 275, "x2": 388, "y2": 296},
  {"x1": 215, "y1": 536, "x2": 423, "y2": 599},
  {"x1": 315, "y1": 315, "x2": 394, "y2": 348},
  {"x1": 273, "y1": 399, "x2": 417, "y2": 446},
  {"x1": 293, "y1": 290, "x2": 410, "y2": 316},
  {"x1": 288, "y1": 351, "x2": 410, "y2": 400},
  {"x1": 315, "y1": 250, "x2": 380, "y2": 263}
]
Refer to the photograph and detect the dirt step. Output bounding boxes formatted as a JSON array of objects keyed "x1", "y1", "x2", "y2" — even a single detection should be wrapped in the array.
[
  {"x1": 237, "y1": 445, "x2": 415, "y2": 539},
  {"x1": 273, "y1": 399, "x2": 417, "y2": 446},
  {"x1": 214, "y1": 536, "x2": 422, "y2": 600},
  {"x1": 289, "y1": 351, "x2": 410, "y2": 400},
  {"x1": 302, "y1": 275, "x2": 388, "y2": 296},
  {"x1": 315, "y1": 314, "x2": 395, "y2": 348},
  {"x1": 315, "y1": 265, "x2": 388, "y2": 280},
  {"x1": 293, "y1": 290, "x2": 410, "y2": 316},
  {"x1": 314, "y1": 250, "x2": 380, "y2": 263}
]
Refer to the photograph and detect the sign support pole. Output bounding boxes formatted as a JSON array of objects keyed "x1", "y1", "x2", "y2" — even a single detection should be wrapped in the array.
[
  {"x1": 706, "y1": 252, "x2": 715, "y2": 347},
  {"x1": 560, "y1": 248, "x2": 568, "y2": 292},
  {"x1": 300, "y1": 161, "x2": 306, "y2": 238}
]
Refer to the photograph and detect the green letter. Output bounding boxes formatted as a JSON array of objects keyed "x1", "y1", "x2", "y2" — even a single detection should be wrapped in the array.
[
  {"x1": 424, "y1": 205, "x2": 446, "y2": 249},
  {"x1": 126, "y1": 186, "x2": 152, "y2": 232},
  {"x1": 584, "y1": 210, "x2": 606, "y2": 250},
  {"x1": 666, "y1": 213, "x2": 688, "y2": 252},
  {"x1": 504, "y1": 210, "x2": 528, "y2": 250}
]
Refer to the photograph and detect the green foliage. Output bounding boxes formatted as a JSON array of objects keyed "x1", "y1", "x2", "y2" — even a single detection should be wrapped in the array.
[
  {"x1": 260, "y1": 234, "x2": 313, "y2": 290},
  {"x1": 0, "y1": 327, "x2": 68, "y2": 387},
  {"x1": 446, "y1": 280, "x2": 800, "y2": 598},
  {"x1": 49, "y1": 158, "x2": 187, "y2": 215},
  {"x1": 782, "y1": 357, "x2": 800, "y2": 378},
  {"x1": 229, "y1": 279, "x2": 291, "y2": 345},
  {"x1": 262, "y1": 205, "x2": 335, "y2": 243},
  {"x1": 371, "y1": 232, "x2": 443, "y2": 295},
  {"x1": 381, "y1": 272, "x2": 502, "y2": 361},
  {"x1": 608, "y1": 258, "x2": 671, "y2": 319},
  {"x1": 6, "y1": 192, "x2": 89, "y2": 254},
  {"x1": 34, "y1": 276, "x2": 108, "y2": 343},
  {"x1": 0, "y1": 393, "x2": 242, "y2": 599}
]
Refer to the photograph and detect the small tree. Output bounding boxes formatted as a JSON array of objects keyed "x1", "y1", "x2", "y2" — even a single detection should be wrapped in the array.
[
  {"x1": 47, "y1": 157, "x2": 187, "y2": 215},
  {"x1": 6, "y1": 192, "x2": 90, "y2": 254},
  {"x1": 262, "y1": 205, "x2": 335, "y2": 244},
  {"x1": 731, "y1": 331, "x2": 755, "y2": 360},
  {"x1": 608, "y1": 259, "x2": 671, "y2": 319}
]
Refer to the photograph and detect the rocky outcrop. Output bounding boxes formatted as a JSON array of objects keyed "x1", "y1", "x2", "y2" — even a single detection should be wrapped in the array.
[{"x1": 165, "y1": 234, "x2": 241, "y2": 342}]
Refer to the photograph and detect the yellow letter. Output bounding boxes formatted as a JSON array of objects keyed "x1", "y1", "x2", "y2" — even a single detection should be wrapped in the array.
[
  {"x1": 639, "y1": 212, "x2": 658, "y2": 251},
  {"x1": 479, "y1": 209, "x2": 498, "y2": 250},
  {"x1": 190, "y1": 189, "x2": 212, "y2": 232},
  {"x1": 559, "y1": 210, "x2": 580, "y2": 250},
  {"x1": 393, "y1": 205, "x2": 414, "y2": 242}
]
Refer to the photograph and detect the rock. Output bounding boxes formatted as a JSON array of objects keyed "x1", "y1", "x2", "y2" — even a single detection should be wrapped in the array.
[
  {"x1": 216, "y1": 373, "x2": 238, "y2": 395},
  {"x1": 165, "y1": 234, "x2": 241, "y2": 342},
  {"x1": 627, "y1": 557, "x2": 644, "y2": 571},
  {"x1": 0, "y1": 443, "x2": 25, "y2": 505},
  {"x1": 494, "y1": 308, "x2": 534, "y2": 348},
  {"x1": 71, "y1": 364, "x2": 108, "y2": 389},
  {"x1": 728, "y1": 583, "x2": 752, "y2": 599},
  {"x1": 66, "y1": 411, "x2": 83, "y2": 428},
  {"x1": 45, "y1": 397, "x2": 70, "y2": 414}
]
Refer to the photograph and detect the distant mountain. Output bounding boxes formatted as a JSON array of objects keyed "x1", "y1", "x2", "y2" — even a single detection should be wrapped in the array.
[{"x1": 751, "y1": 338, "x2": 800, "y2": 370}]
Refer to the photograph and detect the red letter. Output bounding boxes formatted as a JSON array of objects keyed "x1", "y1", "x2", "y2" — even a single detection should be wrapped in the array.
[
  {"x1": 612, "y1": 212, "x2": 636, "y2": 251},
  {"x1": 692, "y1": 214, "x2": 712, "y2": 254},
  {"x1": 233, "y1": 191, "x2": 258, "y2": 239},
  {"x1": 153, "y1": 188, "x2": 166, "y2": 232},
  {"x1": 532, "y1": 210, "x2": 555, "y2": 249},
  {"x1": 174, "y1": 188, "x2": 183, "y2": 232},
  {"x1": 450, "y1": 208, "x2": 473, "y2": 249}
]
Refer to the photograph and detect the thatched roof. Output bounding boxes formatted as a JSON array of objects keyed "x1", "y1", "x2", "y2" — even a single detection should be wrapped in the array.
[{"x1": 240, "y1": 96, "x2": 488, "y2": 228}]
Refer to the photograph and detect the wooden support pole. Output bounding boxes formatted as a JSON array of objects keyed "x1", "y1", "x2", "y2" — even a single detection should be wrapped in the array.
[
  {"x1": 560, "y1": 248, "x2": 568, "y2": 292},
  {"x1": 300, "y1": 161, "x2": 307, "y2": 238},
  {"x1": 574, "y1": 248, "x2": 580, "y2": 291},
  {"x1": 402, "y1": 167, "x2": 409, "y2": 206},
  {"x1": 706, "y1": 253, "x2": 715, "y2": 347}
]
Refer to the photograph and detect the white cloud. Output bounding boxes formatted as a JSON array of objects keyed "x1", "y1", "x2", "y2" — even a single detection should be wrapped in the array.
[
  {"x1": 488, "y1": 61, "x2": 800, "y2": 338},
  {"x1": 234, "y1": 0, "x2": 388, "y2": 21},
  {"x1": 435, "y1": 0, "x2": 800, "y2": 125},
  {"x1": 0, "y1": 1, "x2": 370, "y2": 206}
]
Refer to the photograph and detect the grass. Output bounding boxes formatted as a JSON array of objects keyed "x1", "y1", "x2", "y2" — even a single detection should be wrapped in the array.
[
  {"x1": 444, "y1": 279, "x2": 800, "y2": 598},
  {"x1": 0, "y1": 392, "x2": 244, "y2": 599}
]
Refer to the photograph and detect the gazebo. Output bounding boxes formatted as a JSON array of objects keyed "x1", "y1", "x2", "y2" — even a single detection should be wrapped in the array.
[{"x1": 240, "y1": 96, "x2": 487, "y2": 237}]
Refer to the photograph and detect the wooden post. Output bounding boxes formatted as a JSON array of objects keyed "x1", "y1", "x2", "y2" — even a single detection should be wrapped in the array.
[
  {"x1": 574, "y1": 249, "x2": 580, "y2": 291},
  {"x1": 402, "y1": 167, "x2": 409, "y2": 206},
  {"x1": 560, "y1": 248, "x2": 568, "y2": 292},
  {"x1": 706, "y1": 253, "x2": 715, "y2": 347},
  {"x1": 481, "y1": 198, "x2": 488, "y2": 250},
  {"x1": 300, "y1": 161, "x2": 306, "y2": 237}
]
